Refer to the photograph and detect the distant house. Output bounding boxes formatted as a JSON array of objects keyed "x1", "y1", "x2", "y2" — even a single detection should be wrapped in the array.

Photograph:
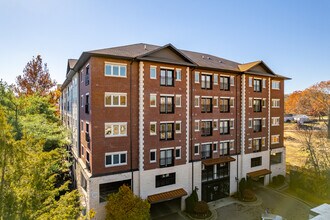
[{"x1": 60, "y1": 43, "x2": 289, "y2": 219}]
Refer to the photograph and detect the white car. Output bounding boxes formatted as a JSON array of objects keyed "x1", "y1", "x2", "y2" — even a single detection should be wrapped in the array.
[
  {"x1": 284, "y1": 114, "x2": 294, "y2": 123},
  {"x1": 293, "y1": 114, "x2": 310, "y2": 123}
]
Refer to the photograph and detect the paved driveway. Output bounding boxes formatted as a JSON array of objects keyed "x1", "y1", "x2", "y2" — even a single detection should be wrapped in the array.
[{"x1": 216, "y1": 187, "x2": 311, "y2": 220}]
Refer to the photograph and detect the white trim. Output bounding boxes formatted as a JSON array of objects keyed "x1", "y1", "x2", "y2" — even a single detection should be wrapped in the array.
[
  {"x1": 176, "y1": 69, "x2": 182, "y2": 81},
  {"x1": 160, "y1": 121, "x2": 175, "y2": 124},
  {"x1": 175, "y1": 146, "x2": 182, "y2": 159},
  {"x1": 105, "y1": 151, "x2": 127, "y2": 167},
  {"x1": 150, "y1": 94, "x2": 157, "y2": 107},
  {"x1": 186, "y1": 67, "x2": 190, "y2": 164},
  {"x1": 175, "y1": 121, "x2": 182, "y2": 134},
  {"x1": 104, "y1": 92, "x2": 127, "y2": 107},
  {"x1": 160, "y1": 66, "x2": 174, "y2": 70},
  {"x1": 105, "y1": 122, "x2": 127, "y2": 137},
  {"x1": 271, "y1": 117, "x2": 280, "y2": 126},
  {"x1": 104, "y1": 62, "x2": 127, "y2": 78},
  {"x1": 194, "y1": 96, "x2": 200, "y2": 107},
  {"x1": 213, "y1": 119, "x2": 218, "y2": 130},
  {"x1": 150, "y1": 122, "x2": 157, "y2": 136},
  {"x1": 139, "y1": 61, "x2": 145, "y2": 171},
  {"x1": 271, "y1": 134, "x2": 280, "y2": 144},
  {"x1": 150, "y1": 66, "x2": 157, "y2": 79},
  {"x1": 213, "y1": 142, "x2": 218, "y2": 152},
  {"x1": 194, "y1": 143, "x2": 200, "y2": 155},
  {"x1": 214, "y1": 74, "x2": 218, "y2": 85},
  {"x1": 201, "y1": 72, "x2": 213, "y2": 75},
  {"x1": 175, "y1": 95, "x2": 182, "y2": 107},
  {"x1": 150, "y1": 149, "x2": 157, "y2": 163},
  {"x1": 194, "y1": 120, "x2": 200, "y2": 131},
  {"x1": 160, "y1": 93, "x2": 175, "y2": 97},
  {"x1": 194, "y1": 72, "x2": 200, "y2": 83}
]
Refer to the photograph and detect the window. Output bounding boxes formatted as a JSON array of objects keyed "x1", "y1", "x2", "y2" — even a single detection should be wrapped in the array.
[
  {"x1": 85, "y1": 94, "x2": 89, "y2": 114},
  {"x1": 262, "y1": 118, "x2": 266, "y2": 127},
  {"x1": 253, "y1": 99, "x2": 262, "y2": 112},
  {"x1": 81, "y1": 95, "x2": 84, "y2": 107},
  {"x1": 253, "y1": 138, "x2": 261, "y2": 152},
  {"x1": 213, "y1": 119, "x2": 218, "y2": 130},
  {"x1": 262, "y1": 98, "x2": 266, "y2": 108},
  {"x1": 194, "y1": 96, "x2": 200, "y2": 107},
  {"x1": 150, "y1": 122, "x2": 157, "y2": 135},
  {"x1": 175, "y1": 95, "x2": 181, "y2": 107},
  {"x1": 262, "y1": 79, "x2": 266, "y2": 88},
  {"x1": 150, "y1": 94, "x2": 156, "y2": 107},
  {"x1": 219, "y1": 98, "x2": 230, "y2": 113},
  {"x1": 156, "y1": 173, "x2": 175, "y2": 187},
  {"x1": 81, "y1": 173, "x2": 87, "y2": 191},
  {"x1": 254, "y1": 79, "x2": 262, "y2": 92},
  {"x1": 219, "y1": 142, "x2": 230, "y2": 156},
  {"x1": 220, "y1": 120, "x2": 230, "y2": 135},
  {"x1": 201, "y1": 97, "x2": 212, "y2": 113},
  {"x1": 160, "y1": 149, "x2": 174, "y2": 167},
  {"x1": 262, "y1": 137, "x2": 266, "y2": 147},
  {"x1": 248, "y1": 138, "x2": 252, "y2": 149},
  {"x1": 230, "y1": 119, "x2": 235, "y2": 129},
  {"x1": 195, "y1": 72, "x2": 200, "y2": 83},
  {"x1": 272, "y1": 81, "x2": 280, "y2": 90},
  {"x1": 194, "y1": 144, "x2": 199, "y2": 155},
  {"x1": 214, "y1": 74, "x2": 218, "y2": 85},
  {"x1": 105, "y1": 151, "x2": 127, "y2": 167},
  {"x1": 105, "y1": 122, "x2": 127, "y2": 137},
  {"x1": 201, "y1": 121, "x2": 212, "y2": 136},
  {"x1": 272, "y1": 99, "x2": 280, "y2": 108},
  {"x1": 249, "y1": 77, "x2": 253, "y2": 87},
  {"x1": 201, "y1": 74, "x2": 212, "y2": 89},
  {"x1": 150, "y1": 66, "x2": 156, "y2": 79},
  {"x1": 176, "y1": 69, "x2": 181, "y2": 81},
  {"x1": 230, "y1": 76, "x2": 235, "y2": 86},
  {"x1": 253, "y1": 119, "x2": 262, "y2": 132},
  {"x1": 175, "y1": 147, "x2": 181, "y2": 159},
  {"x1": 201, "y1": 143, "x2": 212, "y2": 159},
  {"x1": 85, "y1": 65, "x2": 90, "y2": 86},
  {"x1": 150, "y1": 150, "x2": 156, "y2": 163},
  {"x1": 251, "y1": 157, "x2": 262, "y2": 167},
  {"x1": 81, "y1": 145, "x2": 84, "y2": 157},
  {"x1": 230, "y1": 97, "x2": 235, "y2": 108},
  {"x1": 213, "y1": 96, "x2": 218, "y2": 108},
  {"x1": 81, "y1": 121, "x2": 84, "y2": 132},
  {"x1": 175, "y1": 121, "x2": 181, "y2": 134},
  {"x1": 249, "y1": 98, "x2": 252, "y2": 108},
  {"x1": 248, "y1": 118, "x2": 253, "y2": 128},
  {"x1": 213, "y1": 142, "x2": 218, "y2": 152},
  {"x1": 160, "y1": 96, "x2": 174, "y2": 113},
  {"x1": 160, "y1": 123, "x2": 174, "y2": 140},
  {"x1": 85, "y1": 123, "x2": 90, "y2": 144},
  {"x1": 220, "y1": 76, "x2": 230, "y2": 91},
  {"x1": 105, "y1": 63, "x2": 127, "y2": 77},
  {"x1": 194, "y1": 120, "x2": 200, "y2": 131},
  {"x1": 160, "y1": 69, "x2": 174, "y2": 86},
  {"x1": 272, "y1": 117, "x2": 280, "y2": 126},
  {"x1": 230, "y1": 140, "x2": 235, "y2": 150},
  {"x1": 271, "y1": 135, "x2": 280, "y2": 144},
  {"x1": 99, "y1": 180, "x2": 131, "y2": 203},
  {"x1": 105, "y1": 93, "x2": 127, "y2": 107},
  {"x1": 99, "y1": 179, "x2": 131, "y2": 203},
  {"x1": 271, "y1": 152, "x2": 282, "y2": 164}
]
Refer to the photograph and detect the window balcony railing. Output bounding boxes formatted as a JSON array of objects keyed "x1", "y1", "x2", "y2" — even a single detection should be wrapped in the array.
[
  {"x1": 201, "y1": 127, "x2": 212, "y2": 136},
  {"x1": 202, "y1": 169, "x2": 229, "y2": 182},
  {"x1": 201, "y1": 150, "x2": 212, "y2": 159},
  {"x1": 159, "y1": 157, "x2": 174, "y2": 168},
  {"x1": 201, "y1": 104, "x2": 212, "y2": 113}
]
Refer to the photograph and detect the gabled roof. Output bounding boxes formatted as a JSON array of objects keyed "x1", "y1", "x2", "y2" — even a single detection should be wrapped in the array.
[
  {"x1": 137, "y1": 43, "x2": 196, "y2": 66},
  {"x1": 66, "y1": 59, "x2": 77, "y2": 74},
  {"x1": 238, "y1": 61, "x2": 262, "y2": 72}
]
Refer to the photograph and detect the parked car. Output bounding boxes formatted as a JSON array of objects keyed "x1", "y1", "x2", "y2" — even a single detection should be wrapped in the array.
[
  {"x1": 284, "y1": 114, "x2": 294, "y2": 123},
  {"x1": 293, "y1": 114, "x2": 310, "y2": 123}
]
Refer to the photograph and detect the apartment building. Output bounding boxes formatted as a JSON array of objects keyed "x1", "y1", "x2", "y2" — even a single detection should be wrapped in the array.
[{"x1": 60, "y1": 43, "x2": 289, "y2": 219}]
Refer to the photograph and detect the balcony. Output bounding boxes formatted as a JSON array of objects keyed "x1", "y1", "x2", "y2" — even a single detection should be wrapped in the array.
[
  {"x1": 159, "y1": 157, "x2": 174, "y2": 168},
  {"x1": 201, "y1": 150, "x2": 211, "y2": 159}
]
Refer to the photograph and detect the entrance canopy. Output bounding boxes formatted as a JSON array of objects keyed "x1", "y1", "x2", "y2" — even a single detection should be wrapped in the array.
[
  {"x1": 247, "y1": 169, "x2": 271, "y2": 178},
  {"x1": 147, "y1": 188, "x2": 187, "y2": 204},
  {"x1": 202, "y1": 156, "x2": 236, "y2": 166}
]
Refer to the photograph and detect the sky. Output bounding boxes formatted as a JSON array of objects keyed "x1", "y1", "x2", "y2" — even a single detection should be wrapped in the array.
[{"x1": 0, "y1": 0, "x2": 329, "y2": 94}]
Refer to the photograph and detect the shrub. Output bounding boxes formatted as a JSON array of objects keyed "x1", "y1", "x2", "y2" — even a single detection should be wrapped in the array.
[
  {"x1": 277, "y1": 175, "x2": 285, "y2": 185},
  {"x1": 194, "y1": 201, "x2": 209, "y2": 215},
  {"x1": 185, "y1": 188, "x2": 199, "y2": 213},
  {"x1": 242, "y1": 189, "x2": 255, "y2": 201},
  {"x1": 272, "y1": 176, "x2": 278, "y2": 185},
  {"x1": 239, "y1": 178, "x2": 246, "y2": 194}
]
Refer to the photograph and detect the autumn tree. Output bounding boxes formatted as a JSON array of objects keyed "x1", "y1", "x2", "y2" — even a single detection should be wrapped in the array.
[
  {"x1": 15, "y1": 55, "x2": 56, "y2": 96},
  {"x1": 105, "y1": 185, "x2": 150, "y2": 220}
]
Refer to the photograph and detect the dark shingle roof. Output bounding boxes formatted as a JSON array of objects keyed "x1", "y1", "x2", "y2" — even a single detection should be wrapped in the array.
[
  {"x1": 68, "y1": 59, "x2": 78, "y2": 69},
  {"x1": 88, "y1": 43, "x2": 241, "y2": 71}
]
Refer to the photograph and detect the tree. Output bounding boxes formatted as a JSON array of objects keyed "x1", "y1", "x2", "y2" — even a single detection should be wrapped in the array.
[
  {"x1": 105, "y1": 185, "x2": 150, "y2": 220},
  {"x1": 15, "y1": 55, "x2": 56, "y2": 96}
]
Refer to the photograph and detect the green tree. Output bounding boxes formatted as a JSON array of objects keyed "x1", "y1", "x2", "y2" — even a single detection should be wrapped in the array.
[{"x1": 105, "y1": 185, "x2": 150, "y2": 220}]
